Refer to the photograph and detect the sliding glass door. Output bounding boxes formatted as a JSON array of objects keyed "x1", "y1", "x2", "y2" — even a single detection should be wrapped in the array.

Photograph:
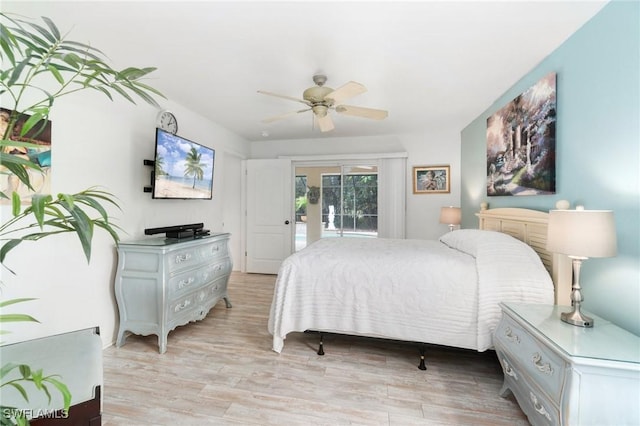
[
  {"x1": 295, "y1": 164, "x2": 377, "y2": 251},
  {"x1": 321, "y1": 165, "x2": 378, "y2": 238}
]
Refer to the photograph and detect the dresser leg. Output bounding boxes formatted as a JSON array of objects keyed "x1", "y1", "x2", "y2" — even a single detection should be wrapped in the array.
[
  {"x1": 158, "y1": 335, "x2": 167, "y2": 354},
  {"x1": 116, "y1": 329, "x2": 128, "y2": 347},
  {"x1": 224, "y1": 296, "x2": 232, "y2": 308},
  {"x1": 499, "y1": 383, "x2": 513, "y2": 398}
]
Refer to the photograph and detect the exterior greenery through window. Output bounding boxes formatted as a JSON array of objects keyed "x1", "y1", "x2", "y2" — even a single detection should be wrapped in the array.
[
  {"x1": 295, "y1": 175, "x2": 307, "y2": 222},
  {"x1": 322, "y1": 173, "x2": 378, "y2": 234}
]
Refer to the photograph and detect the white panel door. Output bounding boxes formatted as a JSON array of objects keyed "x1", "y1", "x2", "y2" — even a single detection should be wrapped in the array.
[{"x1": 246, "y1": 159, "x2": 293, "y2": 274}]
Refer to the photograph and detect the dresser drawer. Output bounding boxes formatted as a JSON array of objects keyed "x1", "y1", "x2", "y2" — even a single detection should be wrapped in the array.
[
  {"x1": 168, "y1": 268, "x2": 205, "y2": 298},
  {"x1": 205, "y1": 276, "x2": 228, "y2": 303},
  {"x1": 496, "y1": 347, "x2": 560, "y2": 426},
  {"x1": 200, "y1": 259, "x2": 232, "y2": 284},
  {"x1": 495, "y1": 314, "x2": 566, "y2": 402},
  {"x1": 168, "y1": 277, "x2": 228, "y2": 320},
  {"x1": 199, "y1": 239, "x2": 228, "y2": 262},
  {"x1": 168, "y1": 292, "x2": 196, "y2": 321},
  {"x1": 167, "y1": 247, "x2": 203, "y2": 273},
  {"x1": 167, "y1": 259, "x2": 231, "y2": 299}
]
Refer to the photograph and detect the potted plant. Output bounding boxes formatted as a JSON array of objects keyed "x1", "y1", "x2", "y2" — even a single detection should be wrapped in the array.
[
  {"x1": 295, "y1": 195, "x2": 307, "y2": 222},
  {"x1": 0, "y1": 13, "x2": 163, "y2": 425}
]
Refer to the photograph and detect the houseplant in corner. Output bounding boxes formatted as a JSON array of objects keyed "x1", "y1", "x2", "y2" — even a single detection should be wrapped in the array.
[{"x1": 0, "y1": 13, "x2": 164, "y2": 425}]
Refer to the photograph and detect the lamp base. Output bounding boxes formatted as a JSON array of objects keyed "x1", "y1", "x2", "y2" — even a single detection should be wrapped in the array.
[{"x1": 561, "y1": 308, "x2": 594, "y2": 328}]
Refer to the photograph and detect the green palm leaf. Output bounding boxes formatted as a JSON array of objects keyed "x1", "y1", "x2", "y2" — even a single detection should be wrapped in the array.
[{"x1": 0, "y1": 13, "x2": 164, "y2": 424}]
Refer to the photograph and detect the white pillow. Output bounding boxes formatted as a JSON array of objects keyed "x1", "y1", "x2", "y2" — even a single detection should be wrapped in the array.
[{"x1": 439, "y1": 229, "x2": 514, "y2": 257}]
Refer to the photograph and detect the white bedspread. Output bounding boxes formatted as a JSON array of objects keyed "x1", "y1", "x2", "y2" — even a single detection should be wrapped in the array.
[{"x1": 268, "y1": 230, "x2": 553, "y2": 353}]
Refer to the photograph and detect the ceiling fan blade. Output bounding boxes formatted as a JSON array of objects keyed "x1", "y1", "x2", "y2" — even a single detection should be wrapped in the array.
[
  {"x1": 315, "y1": 113, "x2": 335, "y2": 132},
  {"x1": 257, "y1": 90, "x2": 310, "y2": 106},
  {"x1": 325, "y1": 81, "x2": 367, "y2": 104},
  {"x1": 336, "y1": 105, "x2": 388, "y2": 120},
  {"x1": 262, "y1": 108, "x2": 310, "y2": 123}
]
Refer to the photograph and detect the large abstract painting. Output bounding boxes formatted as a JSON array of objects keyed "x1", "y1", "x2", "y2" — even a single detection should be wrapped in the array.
[
  {"x1": 0, "y1": 107, "x2": 52, "y2": 204},
  {"x1": 486, "y1": 72, "x2": 556, "y2": 196}
]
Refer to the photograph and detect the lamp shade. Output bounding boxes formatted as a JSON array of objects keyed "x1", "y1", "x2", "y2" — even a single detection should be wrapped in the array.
[
  {"x1": 439, "y1": 206, "x2": 461, "y2": 225},
  {"x1": 546, "y1": 209, "x2": 617, "y2": 258}
]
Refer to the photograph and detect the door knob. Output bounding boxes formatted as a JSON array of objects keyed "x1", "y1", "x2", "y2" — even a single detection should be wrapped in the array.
[{"x1": 284, "y1": 220, "x2": 290, "y2": 225}]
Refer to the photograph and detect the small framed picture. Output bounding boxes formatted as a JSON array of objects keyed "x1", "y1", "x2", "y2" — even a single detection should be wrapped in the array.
[{"x1": 413, "y1": 165, "x2": 450, "y2": 194}]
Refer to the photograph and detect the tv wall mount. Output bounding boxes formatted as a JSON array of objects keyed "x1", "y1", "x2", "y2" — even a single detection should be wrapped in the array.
[{"x1": 143, "y1": 159, "x2": 155, "y2": 193}]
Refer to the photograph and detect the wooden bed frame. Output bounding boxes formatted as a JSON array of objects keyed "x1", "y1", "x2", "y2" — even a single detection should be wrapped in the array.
[{"x1": 476, "y1": 207, "x2": 571, "y2": 306}]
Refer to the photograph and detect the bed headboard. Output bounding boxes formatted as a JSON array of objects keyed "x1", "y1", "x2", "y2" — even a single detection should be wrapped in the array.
[{"x1": 476, "y1": 207, "x2": 571, "y2": 305}]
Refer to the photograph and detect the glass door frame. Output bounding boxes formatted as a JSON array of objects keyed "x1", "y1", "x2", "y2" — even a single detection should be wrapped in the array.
[{"x1": 293, "y1": 159, "x2": 378, "y2": 251}]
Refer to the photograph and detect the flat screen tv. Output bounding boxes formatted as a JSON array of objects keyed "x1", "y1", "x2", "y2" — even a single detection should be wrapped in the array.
[{"x1": 152, "y1": 128, "x2": 215, "y2": 200}]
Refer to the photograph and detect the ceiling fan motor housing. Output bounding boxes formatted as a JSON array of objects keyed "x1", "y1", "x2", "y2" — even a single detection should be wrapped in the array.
[{"x1": 303, "y1": 86, "x2": 334, "y2": 105}]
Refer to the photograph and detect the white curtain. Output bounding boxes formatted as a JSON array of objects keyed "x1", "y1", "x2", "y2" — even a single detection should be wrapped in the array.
[{"x1": 377, "y1": 156, "x2": 407, "y2": 238}]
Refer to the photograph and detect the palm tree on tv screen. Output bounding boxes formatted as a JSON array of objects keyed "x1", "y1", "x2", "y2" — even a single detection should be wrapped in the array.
[
  {"x1": 155, "y1": 155, "x2": 166, "y2": 176},
  {"x1": 184, "y1": 146, "x2": 204, "y2": 188}
]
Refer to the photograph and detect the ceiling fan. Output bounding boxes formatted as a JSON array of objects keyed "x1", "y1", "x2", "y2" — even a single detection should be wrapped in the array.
[{"x1": 257, "y1": 74, "x2": 388, "y2": 132}]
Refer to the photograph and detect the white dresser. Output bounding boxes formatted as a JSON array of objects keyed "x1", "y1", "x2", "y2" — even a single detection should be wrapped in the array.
[
  {"x1": 494, "y1": 303, "x2": 640, "y2": 426},
  {"x1": 114, "y1": 233, "x2": 232, "y2": 353}
]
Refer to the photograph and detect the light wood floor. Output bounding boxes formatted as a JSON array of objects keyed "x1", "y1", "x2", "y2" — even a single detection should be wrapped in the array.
[{"x1": 102, "y1": 272, "x2": 529, "y2": 425}]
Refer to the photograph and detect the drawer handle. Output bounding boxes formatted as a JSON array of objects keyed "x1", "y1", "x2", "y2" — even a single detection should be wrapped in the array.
[
  {"x1": 532, "y1": 352, "x2": 553, "y2": 375},
  {"x1": 504, "y1": 326, "x2": 520, "y2": 344},
  {"x1": 212, "y1": 245, "x2": 219, "y2": 252},
  {"x1": 178, "y1": 277, "x2": 195, "y2": 289},
  {"x1": 175, "y1": 253, "x2": 192, "y2": 263},
  {"x1": 530, "y1": 392, "x2": 552, "y2": 422},
  {"x1": 502, "y1": 359, "x2": 518, "y2": 380},
  {"x1": 174, "y1": 299, "x2": 191, "y2": 312}
]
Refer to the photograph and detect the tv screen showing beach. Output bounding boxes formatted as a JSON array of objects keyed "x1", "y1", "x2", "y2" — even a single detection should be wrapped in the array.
[{"x1": 152, "y1": 128, "x2": 214, "y2": 199}]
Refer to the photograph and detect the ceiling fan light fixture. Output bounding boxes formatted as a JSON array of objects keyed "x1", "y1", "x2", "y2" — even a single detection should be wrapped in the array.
[{"x1": 312, "y1": 105, "x2": 329, "y2": 117}]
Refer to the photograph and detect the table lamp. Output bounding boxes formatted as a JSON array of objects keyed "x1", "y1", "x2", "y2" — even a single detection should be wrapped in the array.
[
  {"x1": 546, "y1": 208, "x2": 617, "y2": 327},
  {"x1": 439, "y1": 206, "x2": 461, "y2": 232}
]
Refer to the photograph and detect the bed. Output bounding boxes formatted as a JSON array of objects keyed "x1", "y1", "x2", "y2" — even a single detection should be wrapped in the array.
[{"x1": 267, "y1": 208, "x2": 571, "y2": 363}]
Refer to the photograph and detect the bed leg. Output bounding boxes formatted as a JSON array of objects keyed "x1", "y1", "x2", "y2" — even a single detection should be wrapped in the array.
[
  {"x1": 418, "y1": 345, "x2": 427, "y2": 370},
  {"x1": 317, "y1": 333, "x2": 325, "y2": 356}
]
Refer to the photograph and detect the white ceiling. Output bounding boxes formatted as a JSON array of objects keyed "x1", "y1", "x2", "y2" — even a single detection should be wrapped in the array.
[{"x1": 5, "y1": 1, "x2": 608, "y2": 142}]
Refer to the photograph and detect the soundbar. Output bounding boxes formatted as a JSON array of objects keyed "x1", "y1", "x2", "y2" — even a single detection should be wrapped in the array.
[{"x1": 144, "y1": 223, "x2": 204, "y2": 237}]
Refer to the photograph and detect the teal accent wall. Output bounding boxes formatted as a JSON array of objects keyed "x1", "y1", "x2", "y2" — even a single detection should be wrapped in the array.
[{"x1": 461, "y1": 0, "x2": 639, "y2": 335}]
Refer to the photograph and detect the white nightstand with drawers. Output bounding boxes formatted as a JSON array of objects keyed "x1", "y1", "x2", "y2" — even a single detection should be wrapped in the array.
[
  {"x1": 114, "y1": 233, "x2": 232, "y2": 353},
  {"x1": 494, "y1": 302, "x2": 640, "y2": 426}
]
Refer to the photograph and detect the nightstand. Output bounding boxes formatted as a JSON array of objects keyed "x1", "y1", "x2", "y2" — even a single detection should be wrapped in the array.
[{"x1": 494, "y1": 302, "x2": 640, "y2": 426}]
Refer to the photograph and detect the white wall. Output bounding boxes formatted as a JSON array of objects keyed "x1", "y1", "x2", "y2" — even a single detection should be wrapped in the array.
[
  {"x1": 250, "y1": 129, "x2": 461, "y2": 240},
  {"x1": 1, "y1": 91, "x2": 250, "y2": 348}
]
